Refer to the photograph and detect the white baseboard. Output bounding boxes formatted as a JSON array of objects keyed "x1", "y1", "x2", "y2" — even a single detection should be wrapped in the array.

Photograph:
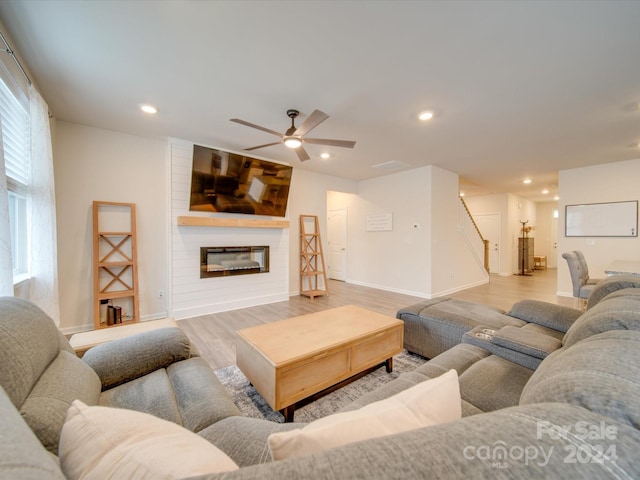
[
  {"x1": 171, "y1": 292, "x2": 289, "y2": 320},
  {"x1": 346, "y1": 280, "x2": 429, "y2": 299},
  {"x1": 430, "y1": 277, "x2": 490, "y2": 298}
]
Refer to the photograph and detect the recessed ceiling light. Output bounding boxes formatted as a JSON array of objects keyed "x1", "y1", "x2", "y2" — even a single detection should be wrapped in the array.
[
  {"x1": 418, "y1": 111, "x2": 434, "y2": 121},
  {"x1": 320, "y1": 152, "x2": 330, "y2": 159},
  {"x1": 459, "y1": 192, "x2": 465, "y2": 197},
  {"x1": 523, "y1": 178, "x2": 532, "y2": 184},
  {"x1": 554, "y1": 195, "x2": 560, "y2": 201},
  {"x1": 140, "y1": 104, "x2": 158, "y2": 114},
  {"x1": 542, "y1": 189, "x2": 549, "y2": 194}
]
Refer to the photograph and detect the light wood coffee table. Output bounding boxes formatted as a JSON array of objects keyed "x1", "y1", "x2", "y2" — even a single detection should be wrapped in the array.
[{"x1": 236, "y1": 305, "x2": 403, "y2": 421}]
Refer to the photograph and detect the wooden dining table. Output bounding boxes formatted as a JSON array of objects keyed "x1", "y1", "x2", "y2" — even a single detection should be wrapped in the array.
[{"x1": 604, "y1": 260, "x2": 640, "y2": 276}]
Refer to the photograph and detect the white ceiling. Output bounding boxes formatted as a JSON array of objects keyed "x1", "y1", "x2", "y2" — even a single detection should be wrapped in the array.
[{"x1": 1, "y1": 1, "x2": 639, "y2": 202}]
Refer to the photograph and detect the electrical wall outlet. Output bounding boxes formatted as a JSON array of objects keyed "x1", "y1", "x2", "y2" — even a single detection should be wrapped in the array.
[{"x1": 158, "y1": 290, "x2": 165, "y2": 299}]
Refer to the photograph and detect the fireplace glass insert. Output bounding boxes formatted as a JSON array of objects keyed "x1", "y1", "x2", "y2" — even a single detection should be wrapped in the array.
[{"x1": 200, "y1": 246, "x2": 269, "y2": 278}]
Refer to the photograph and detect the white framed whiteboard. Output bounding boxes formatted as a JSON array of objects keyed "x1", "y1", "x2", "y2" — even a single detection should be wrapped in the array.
[{"x1": 565, "y1": 201, "x2": 638, "y2": 237}]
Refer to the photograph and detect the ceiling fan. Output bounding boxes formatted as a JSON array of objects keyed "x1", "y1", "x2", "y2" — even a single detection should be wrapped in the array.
[{"x1": 230, "y1": 109, "x2": 356, "y2": 162}]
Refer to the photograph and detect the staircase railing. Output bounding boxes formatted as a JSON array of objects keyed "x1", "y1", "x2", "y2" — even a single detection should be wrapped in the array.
[{"x1": 459, "y1": 197, "x2": 490, "y2": 273}]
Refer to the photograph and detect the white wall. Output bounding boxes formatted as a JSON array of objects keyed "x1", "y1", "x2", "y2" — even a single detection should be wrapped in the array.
[
  {"x1": 430, "y1": 166, "x2": 487, "y2": 296},
  {"x1": 557, "y1": 158, "x2": 640, "y2": 296},
  {"x1": 326, "y1": 166, "x2": 487, "y2": 298},
  {"x1": 349, "y1": 167, "x2": 432, "y2": 296},
  {"x1": 54, "y1": 122, "x2": 168, "y2": 332}
]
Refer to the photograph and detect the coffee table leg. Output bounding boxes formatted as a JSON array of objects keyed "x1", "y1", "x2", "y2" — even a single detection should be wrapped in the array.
[
  {"x1": 385, "y1": 357, "x2": 393, "y2": 373},
  {"x1": 281, "y1": 405, "x2": 295, "y2": 423}
]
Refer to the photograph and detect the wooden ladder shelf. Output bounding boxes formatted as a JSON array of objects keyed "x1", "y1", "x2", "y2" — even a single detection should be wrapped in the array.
[
  {"x1": 93, "y1": 201, "x2": 140, "y2": 329},
  {"x1": 299, "y1": 214, "x2": 329, "y2": 299}
]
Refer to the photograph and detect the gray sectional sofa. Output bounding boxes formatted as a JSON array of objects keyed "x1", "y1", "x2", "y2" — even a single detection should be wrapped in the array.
[
  {"x1": 2, "y1": 276, "x2": 640, "y2": 479},
  {"x1": 397, "y1": 274, "x2": 640, "y2": 359}
]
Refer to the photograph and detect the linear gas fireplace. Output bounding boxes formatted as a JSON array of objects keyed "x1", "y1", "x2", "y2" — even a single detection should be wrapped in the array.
[{"x1": 200, "y1": 246, "x2": 269, "y2": 278}]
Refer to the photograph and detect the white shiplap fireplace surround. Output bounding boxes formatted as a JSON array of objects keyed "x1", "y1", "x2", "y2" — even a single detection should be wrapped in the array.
[{"x1": 170, "y1": 139, "x2": 290, "y2": 320}]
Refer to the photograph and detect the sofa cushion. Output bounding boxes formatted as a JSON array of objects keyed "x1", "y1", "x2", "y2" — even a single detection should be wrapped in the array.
[
  {"x1": 563, "y1": 290, "x2": 640, "y2": 348},
  {"x1": 82, "y1": 327, "x2": 193, "y2": 390},
  {"x1": 413, "y1": 343, "x2": 491, "y2": 379},
  {"x1": 199, "y1": 416, "x2": 304, "y2": 467},
  {"x1": 520, "y1": 330, "x2": 640, "y2": 429},
  {"x1": 20, "y1": 350, "x2": 101, "y2": 454},
  {"x1": 98, "y1": 357, "x2": 240, "y2": 432},
  {"x1": 462, "y1": 327, "x2": 544, "y2": 370},
  {"x1": 586, "y1": 274, "x2": 640, "y2": 309},
  {"x1": 341, "y1": 345, "x2": 489, "y2": 416},
  {"x1": 521, "y1": 322, "x2": 565, "y2": 340},
  {"x1": 0, "y1": 297, "x2": 63, "y2": 408},
  {"x1": 59, "y1": 400, "x2": 238, "y2": 479},
  {"x1": 167, "y1": 357, "x2": 242, "y2": 431},
  {"x1": 507, "y1": 299, "x2": 582, "y2": 333},
  {"x1": 459, "y1": 355, "x2": 534, "y2": 412},
  {"x1": 98, "y1": 368, "x2": 183, "y2": 425},
  {"x1": 399, "y1": 297, "x2": 524, "y2": 358},
  {"x1": 267, "y1": 369, "x2": 461, "y2": 460},
  {"x1": 491, "y1": 325, "x2": 562, "y2": 359},
  {"x1": 0, "y1": 386, "x2": 66, "y2": 479}
]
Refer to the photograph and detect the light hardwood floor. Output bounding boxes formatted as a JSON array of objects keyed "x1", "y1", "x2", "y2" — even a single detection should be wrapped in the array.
[{"x1": 179, "y1": 268, "x2": 574, "y2": 371}]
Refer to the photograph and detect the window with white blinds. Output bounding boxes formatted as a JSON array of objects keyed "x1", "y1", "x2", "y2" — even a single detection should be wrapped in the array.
[
  {"x1": 0, "y1": 74, "x2": 30, "y2": 277},
  {"x1": 0, "y1": 75, "x2": 30, "y2": 189}
]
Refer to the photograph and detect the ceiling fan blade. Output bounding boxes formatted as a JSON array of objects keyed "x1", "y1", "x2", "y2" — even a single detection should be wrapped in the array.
[
  {"x1": 303, "y1": 138, "x2": 356, "y2": 148},
  {"x1": 244, "y1": 141, "x2": 282, "y2": 151},
  {"x1": 294, "y1": 110, "x2": 329, "y2": 137},
  {"x1": 230, "y1": 118, "x2": 284, "y2": 138},
  {"x1": 295, "y1": 146, "x2": 311, "y2": 162}
]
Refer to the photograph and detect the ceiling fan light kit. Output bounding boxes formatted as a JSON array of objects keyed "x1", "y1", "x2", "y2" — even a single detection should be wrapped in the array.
[
  {"x1": 284, "y1": 136, "x2": 302, "y2": 149},
  {"x1": 230, "y1": 109, "x2": 356, "y2": 162}
]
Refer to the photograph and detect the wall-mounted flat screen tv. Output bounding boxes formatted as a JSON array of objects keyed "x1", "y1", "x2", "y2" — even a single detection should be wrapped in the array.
[{"x1": 189, "y1": 144, "x2": 293, "y2": 217}]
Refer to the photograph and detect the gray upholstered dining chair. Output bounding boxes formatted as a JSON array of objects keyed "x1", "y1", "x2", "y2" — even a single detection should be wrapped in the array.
[
  {"x1": 562, "y1": 251, "x2": 603, "y2": 305},
  {"x1": 573, "y1": 250, "x2": 604, "y2": 286}
]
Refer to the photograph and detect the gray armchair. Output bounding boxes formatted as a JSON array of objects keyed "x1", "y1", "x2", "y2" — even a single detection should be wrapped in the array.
[{"x1": 0, "y1": 297, "x2": 240, "y2": 455}]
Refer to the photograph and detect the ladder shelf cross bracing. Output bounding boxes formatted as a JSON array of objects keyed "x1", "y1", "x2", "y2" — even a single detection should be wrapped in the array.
[
  {"x1": 93, "y1": 201, "x2": 140, "y2": 329},
  {"x1": 299, "y1": 214, "x2": 328, "y2": 299}
]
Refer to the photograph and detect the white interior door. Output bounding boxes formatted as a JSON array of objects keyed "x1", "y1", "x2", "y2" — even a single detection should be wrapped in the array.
[
  {"x1": 327, "y1": 208, "x2": 347, "y2": 281},
  {"x1": 473, "y1": 213, "x2": 501, "y2": 274}
]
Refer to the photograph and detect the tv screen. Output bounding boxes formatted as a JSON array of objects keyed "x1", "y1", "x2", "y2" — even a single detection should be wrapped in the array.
[{"x1": 189, "y1": 144, "x2": 293, "y2": 217}]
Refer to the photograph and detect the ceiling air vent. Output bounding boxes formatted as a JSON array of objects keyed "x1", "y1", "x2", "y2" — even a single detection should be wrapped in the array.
[{"x1": 371, "y1": 161, "x2": 410, "y2": 171}]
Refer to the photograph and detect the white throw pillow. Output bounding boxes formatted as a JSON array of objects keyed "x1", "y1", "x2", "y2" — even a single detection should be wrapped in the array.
[
  {"x1": 268, "y1": 368, "x2": 461, "y2": 460},
  {"x1": 59, "y1": 400, "x2": 238, "y2": 479}
]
